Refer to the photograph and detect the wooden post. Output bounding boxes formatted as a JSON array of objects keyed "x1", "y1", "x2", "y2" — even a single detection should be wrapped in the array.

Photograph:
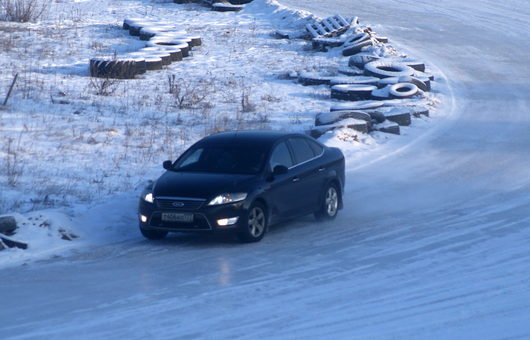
[{"x1": 3, "y1": 73, "x2": 18, "y2": 106}]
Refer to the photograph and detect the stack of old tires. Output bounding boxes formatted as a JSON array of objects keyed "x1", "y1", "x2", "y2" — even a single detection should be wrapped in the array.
[
  {"x1": 299, "y1": 16, "x2": 435, "y2": 138},
  {"x1": 174, "y1": 0, "x2": 254, "y2": 12},
  {"x1": 89, "y1": 18, "x2": 202, "y2": 79}
]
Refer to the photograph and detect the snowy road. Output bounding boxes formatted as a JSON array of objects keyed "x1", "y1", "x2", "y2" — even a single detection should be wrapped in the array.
[{"x1": 2, "y1": 0, "x2": 530, "y2": 338}]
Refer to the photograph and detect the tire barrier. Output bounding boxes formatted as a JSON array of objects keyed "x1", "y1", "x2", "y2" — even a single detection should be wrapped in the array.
[
  {"x1": 298, "y1": 13, "x2": 434, "y2": 139},
  {"x1": 388, "y1": 83, "x2": 419, "y2": 99},
  {"x1": 330, "y1": 100, "x2": 384, "y2": 112},
  {"x1": 90, "y1": 18, "x2": 202, "y2": 79},
  {"x1": 330, "y1": 84, "x2": 378, "y2": 101},
  {"x1": 374, "y1": 36, "x2": 389, "y2": 44},
  {"x1": 374, "y1": 122, "x2": 400, "y2": 135},
  {"x1": 377, "y1": 76, "x2": 430, "y2": 92},
  {"x1": 310, "y1": 118, "x2": 369, "y2": 138},
  {"x1": 176, "y1": 0, "x2": 254, "y2": 12},
  {"x1": 348, "y1": 53, "x2": 380, "y2": 68},
  {"x1": 329, "y1": 76, "x2": 379, "y2": 86},
  {"x1": 312, "y1": 37, "x2": 345, "y2": 51},
  {"x1": 363, "y1": 60, "x2": 415, "y2": 78},
  {"x1": 212, "y1": 3, "x2": 245, "y2": 12},
  {"x1": 296, "y1": 10, "x2": 437, "y2": 137},
  {"x1": 370, "y1": 85, "x2": 392, "y2": 100},
  {"x1": 298, "y1": 72, "x2": 333, "y2": 86},
  {"x1": 337, "y1": 65, "x2": 364, "y2": 76},
  {"x1": 229, "y1": 0, "x2": 253, "y2": 4},
  {"x1": 316, "y1": 110, "x2": 372, "y2": 126},
  {"x1": 342, "y1": 39, "x2": 373, "y2": 56},
  {"x1": 89, "y1": 57, "x2": 140, "y2": 79}
]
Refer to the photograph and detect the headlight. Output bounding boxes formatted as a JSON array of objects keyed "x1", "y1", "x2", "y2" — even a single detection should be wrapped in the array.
[
  {"x1": 208, "y1": 193, "x2": 247, "y2": 206},
  {"x1": 144, "y1": 192, "x2": 154, "y2": 203}
]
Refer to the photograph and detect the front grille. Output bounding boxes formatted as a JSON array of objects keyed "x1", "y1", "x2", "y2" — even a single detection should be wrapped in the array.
[{"x1": 156, "y1": 198, "x2": 205, "y2": 211}]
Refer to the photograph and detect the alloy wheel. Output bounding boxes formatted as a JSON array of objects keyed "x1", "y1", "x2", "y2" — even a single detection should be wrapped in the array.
[
  {"x1": 325, "y1": 186, "x2": 339, "y2": 217},
  {"x1": 248, "y1": 206, "x2": 265, "y2": 237}
]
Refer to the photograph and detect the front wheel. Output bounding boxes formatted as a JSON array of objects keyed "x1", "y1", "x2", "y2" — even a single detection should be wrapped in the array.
[
  {"x1": 238, "y1": 202, "x2": 267, "y2": 243},
  {"x1": 140, "y1": 227, "x2": 168, "y2": 240},
  {"x1": 315, "y1": 183, "x2": 340, "y2": 220}
]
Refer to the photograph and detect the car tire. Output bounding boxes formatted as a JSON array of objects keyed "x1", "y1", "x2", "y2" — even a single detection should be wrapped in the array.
[
  {"x1": 238, "y1": 202, "x2": 267, "y2": 243},
  {"x1": 315, "y1": 183, "x2": 340, "y2": 221},
  {"x1": 140, "y1": 227, "x2": 168, "y2": 240}
]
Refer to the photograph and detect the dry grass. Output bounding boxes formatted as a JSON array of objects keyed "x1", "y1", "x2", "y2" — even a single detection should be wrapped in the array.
[{"x1": 0, "y1": 0, "x2": 49, "y2": 23}]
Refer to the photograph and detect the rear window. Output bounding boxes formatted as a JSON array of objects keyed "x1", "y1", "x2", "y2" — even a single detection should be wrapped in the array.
[{"x1": 307, "y1": 138, "x2": 324, "y2": 156}]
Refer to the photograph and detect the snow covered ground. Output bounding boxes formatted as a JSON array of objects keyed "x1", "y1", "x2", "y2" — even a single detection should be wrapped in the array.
[
  {"x1": 2, "y1": 0, "x2": 530, "y2": 338},
  {"x1": 0, "y1": 0, "x2": 440, "y2": 262}
]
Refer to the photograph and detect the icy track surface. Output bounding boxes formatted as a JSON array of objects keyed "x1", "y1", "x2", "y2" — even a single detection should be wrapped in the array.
[{"x1": 2, "y1": 0, "x2": 530, "y2": 339}]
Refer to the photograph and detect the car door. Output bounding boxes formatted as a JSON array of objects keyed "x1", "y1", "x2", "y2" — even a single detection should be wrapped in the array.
[
  {"x1": 265, "y1": 140, "x2": 298, "y2": 219},
  {"x1": 286, "y1": 137, "x2": 325, "y2": 213}
]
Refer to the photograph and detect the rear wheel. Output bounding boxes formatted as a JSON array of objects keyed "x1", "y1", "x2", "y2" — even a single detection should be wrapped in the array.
[
  {"x1": 140, "y1": 227, "x2": 168, "y2": 240},
  {"x1": 238, "y1": 202, "x2": 267, "y2": 243},
  {"x1": 315, "y1": 183, "x2": 340, "y2": 220}
]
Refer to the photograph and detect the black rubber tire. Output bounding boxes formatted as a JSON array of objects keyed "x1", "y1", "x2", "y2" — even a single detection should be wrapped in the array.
[
  {"x1": 389, "y1": 83, "x2": 418, "y2": 99},
  {"x1": 349, "y1": 53, "x2": 380, "y2": 68},
  {"x1": 89, "y1": 58, "x2": 137, "y2": 79},
  {"x1": 342, "y1": 39, "x2": 373, "y2": 57},
  {"x1": 238, "y1": 202, "x2": 267, "y2": 243},
  {"x1": 330, "y1": 84, "x2": 378, "y2": 101},
  {"x1": 144, "y1": 56, "x2": 163, "y2": 70},
  {"x1": 367, "y1": 110, "x2": 386, "y2": 123},
  {"x1": 343, "y1": 32, "x2": 370, "y2": 46},
  {"x1": 298, "y1": 72, "x2": 332, "y2": 86},
  {"x1": 312, "y1": 37, "x2": 344, "y2": 51},
  {"x1": 315, "y1": 110, "x2": 372, "y2": 126},
  {"x1": 186, "y1": 36, "x2": 202, "y2": 47},
  {"x1": 133, "y1": 59, "x2": 147, "y2": 74},
  {"x1": 229, "y1": 0, "x2": 253, "y2": 4},
  {"x1": 401, "y1": 59, "x2": 425, "y2": 72},
  {"x1": 330, "y1": 100, "x2": 384, "y2": 112},
  {"x1": 314, "y1": 183, "x2": 341, "y2": 221},
  {"x1": 364, "y1": 60, "x2": 415, "y2": 78},
  {"x1": 212, "y1": 4, "x2": 243, "y2": 12},
  {"x1": 374, "y1": 36, "x2": 389, "y2": 43},
  {"x1": 140, "y1": 227, "x2": 168, "y2": 240},
  {"x1": 409, "y1": 77, "x2": 429, "y2": 92},
  {"x1": 337, "y1": 66, "x2": 364, "y2": 76},
  {"x1": 140, "y1": 48, "x2": 172, "y2": 65},
  {"x1": 329, "y1": 76, "x2": 379, "y2": 86}
]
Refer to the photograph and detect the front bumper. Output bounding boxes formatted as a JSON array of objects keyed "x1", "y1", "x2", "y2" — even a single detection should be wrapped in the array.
[{"x1": 138, "y1": 198, "x2": 246, "y2": 233}]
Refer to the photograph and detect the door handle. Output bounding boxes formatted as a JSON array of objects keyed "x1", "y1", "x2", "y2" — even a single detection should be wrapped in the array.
[
  {"x1": 318, "y1": 167, "x2": 326, "y2": 172},
  {"x1": 292, "y1": 177, "x2": 300, "y2": 182}
]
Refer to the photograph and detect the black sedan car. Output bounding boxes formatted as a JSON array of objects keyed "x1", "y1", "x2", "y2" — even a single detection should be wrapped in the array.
[{"x1": 138, "y1": 131, "x2": 345, "y2": 242}]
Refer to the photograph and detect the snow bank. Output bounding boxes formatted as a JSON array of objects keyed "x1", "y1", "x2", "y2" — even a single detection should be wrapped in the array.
[
  {"x1": 243, "y1": 0, "x2": 315, "y2": 29},
  {"x1": 0, "y1": 211, "x2": 77, "y2": 267}
]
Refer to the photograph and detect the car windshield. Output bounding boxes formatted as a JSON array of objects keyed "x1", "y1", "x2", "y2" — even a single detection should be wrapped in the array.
[{"x1": 173, "y1": 145, "x2": 267, "y2": 175}]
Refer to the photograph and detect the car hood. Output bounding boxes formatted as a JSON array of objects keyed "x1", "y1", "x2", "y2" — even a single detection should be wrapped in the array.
[{"x1": 153, "y1": 171, "x2": 256, "y2": 200}]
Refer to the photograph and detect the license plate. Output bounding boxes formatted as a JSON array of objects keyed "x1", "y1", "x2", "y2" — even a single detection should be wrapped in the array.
[{"x1": 161, "y1": 212, "x2": 194, "y2": 223}]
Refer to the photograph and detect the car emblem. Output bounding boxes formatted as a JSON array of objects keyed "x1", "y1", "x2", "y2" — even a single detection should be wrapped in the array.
[{"x1": 172, "y1": 201, "x2": 185, "y2": 208}]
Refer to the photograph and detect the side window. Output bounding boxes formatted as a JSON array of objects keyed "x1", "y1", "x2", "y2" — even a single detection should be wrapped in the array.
[
  {"x1": 307, "y1": 138, "x2": 324, "y2": 156},
  {"x1": 269, "y1": 142, "x2": 293, "y2": 170},
  {"x1": 289, "y1": 138, "x2": 316, "y2": 165}
]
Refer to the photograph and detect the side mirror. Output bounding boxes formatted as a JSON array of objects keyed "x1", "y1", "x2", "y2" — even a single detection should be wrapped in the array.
[
  {"x1": 163, "y1": 160, "x2": 173, "y2": 170},
  {"x1": 272, "y1": 165, "x2": 288, "y2": 175}
]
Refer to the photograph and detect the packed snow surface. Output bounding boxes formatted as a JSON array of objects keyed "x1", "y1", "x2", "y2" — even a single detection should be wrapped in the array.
[{"x1": 1, "y1": 0, "x2": 530, "y2": 339}]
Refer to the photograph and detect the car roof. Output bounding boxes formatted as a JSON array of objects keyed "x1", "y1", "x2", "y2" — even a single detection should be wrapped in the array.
[{"x1": 199, "y1": 130, "x2": 309, "y2": 148}]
